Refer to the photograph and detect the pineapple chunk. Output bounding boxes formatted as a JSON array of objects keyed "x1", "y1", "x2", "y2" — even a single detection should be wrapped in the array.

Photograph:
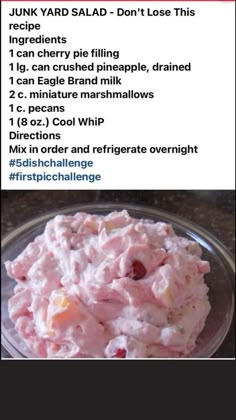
[
  {"x1": 105, "y1": 220, "x2": 115, "y2": 232},
  {"x1": 51, "y1": 296, "x2": 70, "y2": 308},
  {"x1": 48, "y1": 296, "x2": 82, "y2": 329},
  {"x1": 162, "y1": 287, "x2": 173, "y2": 306}
]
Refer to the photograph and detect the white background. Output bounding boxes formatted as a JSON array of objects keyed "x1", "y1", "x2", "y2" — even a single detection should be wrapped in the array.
[{"x1": 1, "y1": 1, "x2": 235, "y2": 189}]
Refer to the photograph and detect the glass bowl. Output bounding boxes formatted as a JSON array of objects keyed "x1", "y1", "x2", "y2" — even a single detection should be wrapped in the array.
[{"x1": 1, "y1": 203, "x2": 235, "y2": 358}]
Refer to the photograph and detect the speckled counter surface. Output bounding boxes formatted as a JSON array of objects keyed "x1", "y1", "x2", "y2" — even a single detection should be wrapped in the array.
[{"x1": 1, "y1": 190, "x2": 235, "y2": 358}]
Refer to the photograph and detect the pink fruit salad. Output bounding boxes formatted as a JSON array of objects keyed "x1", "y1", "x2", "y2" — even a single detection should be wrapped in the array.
[{"x1": 5, "y1": 210, "x2": 211, "y2": 358}]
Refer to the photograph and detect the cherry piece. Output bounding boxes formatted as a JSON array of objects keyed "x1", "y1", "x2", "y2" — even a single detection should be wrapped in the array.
[
  {"x1": 113, "y1": 348, "x2": 126, "y2": 358},
  {"x1": 128, "y1": 260, "x2": 147, "y2": 280}
]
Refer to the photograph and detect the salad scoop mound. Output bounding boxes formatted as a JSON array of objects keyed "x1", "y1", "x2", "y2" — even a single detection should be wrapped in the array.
[{"x1": 5, "y1": 210, "x2": 211, "y2": 358}]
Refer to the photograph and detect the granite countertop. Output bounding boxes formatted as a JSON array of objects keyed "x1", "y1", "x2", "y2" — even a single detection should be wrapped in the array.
[{"x1": 1, "y1": 190, "x2": 235, "y2": 358}]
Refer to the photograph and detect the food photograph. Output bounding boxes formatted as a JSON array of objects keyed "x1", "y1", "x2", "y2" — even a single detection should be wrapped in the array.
[{"x1": 1, "y1": 190, "x2": 235, "y2": 359}]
